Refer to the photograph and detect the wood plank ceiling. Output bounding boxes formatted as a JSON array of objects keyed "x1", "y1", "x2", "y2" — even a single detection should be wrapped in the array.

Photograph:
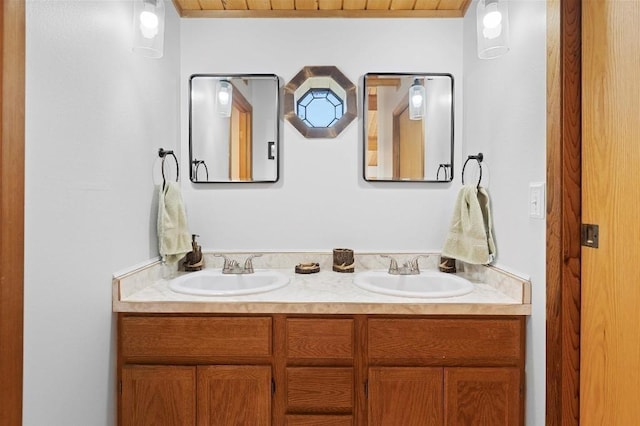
[{"x1": 172, "y1": 0, "x2": 472, "y2": 18}]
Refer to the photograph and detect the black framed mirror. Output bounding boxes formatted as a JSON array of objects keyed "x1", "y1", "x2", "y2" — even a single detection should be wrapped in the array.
[
  {"x1": 189, "y1": 74, "x2": 280, "y2": 183},
  {"x1": 363, "y1": 73, "x2": 454, "y2": 182}
]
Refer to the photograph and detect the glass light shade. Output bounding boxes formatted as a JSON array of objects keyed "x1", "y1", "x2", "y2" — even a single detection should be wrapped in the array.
[
  {"x1": 216, "y1": 81, "x2": 233, "y2": 117},
  {"x1": 476, "y1": 0, "x2": 509, "y2": 59},
  {"x1": 409, "y1": 80, "x2": 426, "y2": 120},
  {"x1": 132, "y1": 0, "x2": 165, "y2": 59}
]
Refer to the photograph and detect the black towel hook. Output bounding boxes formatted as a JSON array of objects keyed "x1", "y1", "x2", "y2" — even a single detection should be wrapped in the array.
[
  {"x1": 158, "y1": 148, "x2": 179, "y2": 190},
  {"x1": 462, "y1": 152, "x2": 484, "y2": 188}
]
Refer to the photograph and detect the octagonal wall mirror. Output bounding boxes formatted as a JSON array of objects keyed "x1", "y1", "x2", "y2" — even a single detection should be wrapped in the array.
[
  {"x1": 189, "y1": 74, "x2": 279, "y2": 183},
  {"x1": 284, "y1": 66, "x2": 357, "y2": 138},
  {"x1": 363, "y1": 73, "x2": 454, "y2": 182}
]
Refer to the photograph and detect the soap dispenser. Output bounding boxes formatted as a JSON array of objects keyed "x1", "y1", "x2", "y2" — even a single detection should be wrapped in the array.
[{"x1": 183, "y1": 234, "x2": 204, "y2": 272}]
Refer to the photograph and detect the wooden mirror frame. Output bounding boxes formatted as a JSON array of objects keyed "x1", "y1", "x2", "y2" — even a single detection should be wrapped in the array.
[{"x1": 284, "y1": 66, "x2": 357, "y2": 138}]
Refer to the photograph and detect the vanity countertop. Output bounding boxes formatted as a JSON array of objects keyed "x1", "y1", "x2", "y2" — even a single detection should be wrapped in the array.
[{"x1": 113, "y1": 253, "x2": 531, "y2": 316}]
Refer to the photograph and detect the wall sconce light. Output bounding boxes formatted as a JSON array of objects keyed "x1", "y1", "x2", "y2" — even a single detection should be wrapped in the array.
[
  {"x1": 132, "y1": 0, "x2": 165, "y2": 59},
  {"x1": 409, "y1": 79, "x2": 425, "y2": 120},
  {"x1": 216, "y1": 80, "x2": 233, "y2": 117},
  {"x1": 476, "y1": 0, "x2": 509, "y2": 59}
]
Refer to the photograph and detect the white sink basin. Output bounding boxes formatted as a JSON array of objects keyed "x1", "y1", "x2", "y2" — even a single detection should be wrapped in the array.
[
  {"x1": 169, "y1": 269, "x2": 289, "y2": 296},
  {"x1": 353, "y1": 270, "x2": 474, "y2": 298}
]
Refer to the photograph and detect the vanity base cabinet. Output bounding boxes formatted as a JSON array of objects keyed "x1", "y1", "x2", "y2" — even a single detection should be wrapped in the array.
[{"x1": 117, "y1": 314, "x2": 524, "y2": 426}]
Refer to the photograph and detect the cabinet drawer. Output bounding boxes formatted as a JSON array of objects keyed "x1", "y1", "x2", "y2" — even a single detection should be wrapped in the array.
[
  {"x1": 120, "y1": 316, "x2": 272, "y2": 360},
  {"x1": 286, "y1": 367, "x2": 354, "y2": 413},
  {"x1": 285, "y1": 415, "x2": 353, "y2": 426},
  {"x1": 286, "y1": 318, "x2": 354, "y2": 360},
  {"x1": 368, "y1": 318, "x2": 523, "y2": 365}
]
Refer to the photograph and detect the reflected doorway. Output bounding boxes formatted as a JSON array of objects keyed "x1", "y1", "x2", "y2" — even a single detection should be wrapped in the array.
[
  {"x1": 392, "y1": 93, "x2": 425, "y2": 180},
  {"x1": 229, "y1": 85, "x2": 252, "y2": 181}
]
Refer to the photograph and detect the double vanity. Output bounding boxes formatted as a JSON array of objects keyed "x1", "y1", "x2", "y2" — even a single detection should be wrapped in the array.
[{"x1": 113, "y1": 252, "x2": 530, "y2": 425}]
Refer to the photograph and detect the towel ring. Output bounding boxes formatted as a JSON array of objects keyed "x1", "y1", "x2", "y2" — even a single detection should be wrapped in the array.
[
  {"x1": 192, "y1": 159, "x2": 209, "y2": 181},
  {"x1": 436, "y1": 163, "x2": 451, "y2": 181},
  {"x1": 158, "y1": 148, "x2": 179, "y2": 189},
  {"x1": 462, "y1": 153, "x2": 484, "y2": 188}
]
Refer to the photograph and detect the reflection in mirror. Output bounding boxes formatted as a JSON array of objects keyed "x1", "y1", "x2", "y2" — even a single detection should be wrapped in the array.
[
  {"x1": 189, "y1": 74, "x2": 279, "y2": 183},
  {"x1": 363, "y1": 73, "x2": 454, "y2": 182}
]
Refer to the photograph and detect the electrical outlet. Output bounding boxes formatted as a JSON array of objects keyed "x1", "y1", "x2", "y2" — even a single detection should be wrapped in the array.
[{"x1": 529, "y1": 182, "x2": 545, "y2": 219}]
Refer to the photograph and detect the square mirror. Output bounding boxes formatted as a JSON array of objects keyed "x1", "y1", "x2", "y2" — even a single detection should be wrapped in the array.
[
  {"x1": 189, "y1": 74, "x2": 280, "y2": 183},
  {"x1": 363, "y1": 73, "x2": 454, "y2": 182}
]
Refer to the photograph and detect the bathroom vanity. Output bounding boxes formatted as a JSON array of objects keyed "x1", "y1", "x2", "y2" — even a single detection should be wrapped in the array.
[{"x1": 113, "y1": 253, "x2": 530, "y2": 426}]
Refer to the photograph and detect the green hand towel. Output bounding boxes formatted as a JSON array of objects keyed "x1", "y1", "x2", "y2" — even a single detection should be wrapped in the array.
[
  {"x1": 477, "y1": 186, "x2": 496, "y2": 261},
  {"x1": 442, "y1": 185, "x2": 495, "y2": 265},
  {"x1": 157, "y1": 182, "x2": 191, "y2": 263}
]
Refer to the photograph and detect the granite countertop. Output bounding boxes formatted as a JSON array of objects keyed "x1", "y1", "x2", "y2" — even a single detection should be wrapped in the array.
[{"x1": 112, "y1": 252, "x2": 531, "y2": 316}]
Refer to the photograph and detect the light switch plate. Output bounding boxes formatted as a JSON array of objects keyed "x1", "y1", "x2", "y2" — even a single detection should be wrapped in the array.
[{"x1": 529, "y1": 182, "x2": 545, "y2": 219}]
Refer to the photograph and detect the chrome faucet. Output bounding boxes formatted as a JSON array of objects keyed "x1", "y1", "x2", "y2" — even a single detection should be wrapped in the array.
[
  {"x1": 214, "y1": 253, "x2": 263, "y2": 274},
  {"x1": 380, "y1": 254, "x2": 427, "y2": 275}
]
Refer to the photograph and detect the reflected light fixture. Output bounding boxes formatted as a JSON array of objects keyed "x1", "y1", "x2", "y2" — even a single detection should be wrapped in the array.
[
  {"x1": 132, "y1": 0, "x2": 165, "y2": 59},
  {"x1": 216, "y1": 80, "x2": 233, "y2": 117},
  {"x1": 409, "y1": 79, "x2": 425, "y2": 121},
  {"x1": 476, "y1": 0, "x2": 509, "y2": 59}
]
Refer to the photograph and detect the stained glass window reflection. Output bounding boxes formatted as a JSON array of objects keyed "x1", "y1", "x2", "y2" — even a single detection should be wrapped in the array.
[{"x1": 296, "y1": 88, "x2": 344, "y2": 128}]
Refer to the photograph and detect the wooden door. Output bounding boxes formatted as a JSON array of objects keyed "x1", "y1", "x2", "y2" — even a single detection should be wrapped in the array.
[
  {"x1": 197, "y1": 365, "x2": 271, "y2": 426},
  {"x1": 229, "y1": 86, "x2": 253, "y2": 181},
  {"x1": 121, "y1": 365, "x2": 196, "y2": 426},
  {"x1": 368, "y1": 367, "x2": 443, "y2": 426},
  {"x1": 444, "y1": 367, "x2": 521, "y2": 426},
  {"x1": 392, "y1": 98, "x2": 424, "y2": 180},
  {"x1": 581, "y1": 1, "x2": 640, "y2": 424}
]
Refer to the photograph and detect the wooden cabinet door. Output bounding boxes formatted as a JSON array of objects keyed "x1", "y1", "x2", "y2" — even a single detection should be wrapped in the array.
[
  {"x1": 444, "y1": 367, "x2": 521, "y2": 426},
  {"x1": 368, "y1": 367, "x2": 443, "y2": 426},
  {"x1": 197, "y1": 365, "x2": 271, "y2": 426},
  {"x1": 121, "y1": 365, "x2": 196, "y2": 426}
]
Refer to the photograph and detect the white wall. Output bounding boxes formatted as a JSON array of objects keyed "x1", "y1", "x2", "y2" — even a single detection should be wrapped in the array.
[
  {"x1": 463, "y1": 1, "x2": 547, "y2": 425},
  {"x1": 24, "y1": 1, "x2": 180, "y2": 425},
  {"x1": 180, "y1": 19, "x2": 464, "y2": 252}
]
